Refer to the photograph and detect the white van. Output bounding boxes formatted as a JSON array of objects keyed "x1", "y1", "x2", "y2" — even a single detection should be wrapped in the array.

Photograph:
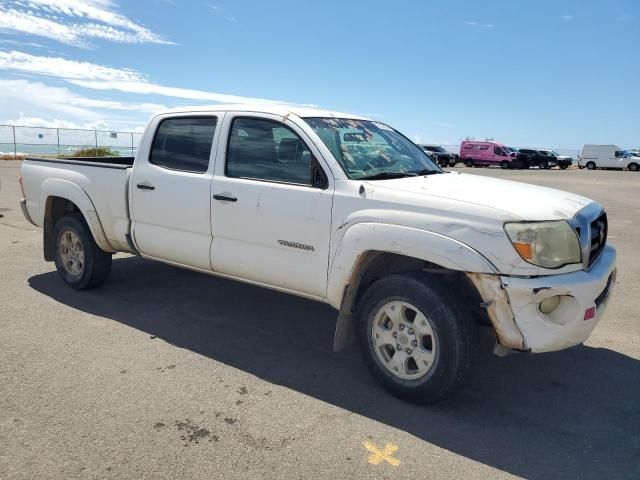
[{"x1": 580, "y1": 144, "x2": 639, "y2": 171}]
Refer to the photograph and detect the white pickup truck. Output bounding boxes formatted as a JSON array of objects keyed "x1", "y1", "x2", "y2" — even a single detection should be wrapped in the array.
[{"x1": 19, "y1": 105, "x2": 617, "y2": 403}]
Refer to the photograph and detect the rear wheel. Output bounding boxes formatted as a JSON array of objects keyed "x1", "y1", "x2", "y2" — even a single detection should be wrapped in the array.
[
  {"x1": 357, "y1": 273, "x2": 478, "y2": 404},
  {"x1": 586, "y1": 161, "x2": 596, "y2": 170},
  {"x1": 53, "y1": 214, "x2": 112, "y2": 289},
  {"x1": 628, "y1": 162, "x2": 639, "y2": 172},
  {"x1": 465, "y1": 159, "x2": 474, "y2": 168}
]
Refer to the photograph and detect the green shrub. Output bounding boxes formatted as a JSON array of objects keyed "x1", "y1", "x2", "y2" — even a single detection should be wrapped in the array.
[{"x1": 71, "y1": 147, "x2": 120, "y2": 157}]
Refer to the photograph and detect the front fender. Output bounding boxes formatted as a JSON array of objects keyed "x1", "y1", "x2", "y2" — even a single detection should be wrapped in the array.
[
  {"x1": 40, "y1": 178, "x2": 115, "y2": 253},
  {"x1": 326, "y1": 222, "x2": 497, "y2": 309}
]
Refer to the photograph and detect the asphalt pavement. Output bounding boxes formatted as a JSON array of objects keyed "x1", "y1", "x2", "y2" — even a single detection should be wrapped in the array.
[{"x1": 1, "y1": 161, "x2": 638, "y2": 479}]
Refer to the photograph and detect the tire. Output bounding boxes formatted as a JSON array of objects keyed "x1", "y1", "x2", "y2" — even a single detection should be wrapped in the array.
[
  {"x1": 357, "y1": 273, "x2": 478, "y2": 404},
  {"x1": 559, "y1": 164, "x2": 568, "y2": 170},
  {"x1": 628, "y1": 162, "x2": 639, "y2": 172},
  {"x1": 539, "y1": 160, "x2": 549, "y2": 169},
  {"x1": 586, "y1": 161, "x2": 596, "y2": 170},
  {"x1": 449, "y1": 159, "x2": 457, "y2": 167},
  {"x1": 500, "y1": 160, "x2": 510, "y2": 169},
  {"x1": 53, "y1": 214, "x2": 112, "y2": 289},
  {"x1": 465, "y1": 159, "x2": 474, "y2": 168}
]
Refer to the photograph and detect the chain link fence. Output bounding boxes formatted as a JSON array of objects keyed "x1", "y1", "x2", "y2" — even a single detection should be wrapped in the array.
[{"x1": 0, "y1": 125, "x2": 143, "y2": 160}]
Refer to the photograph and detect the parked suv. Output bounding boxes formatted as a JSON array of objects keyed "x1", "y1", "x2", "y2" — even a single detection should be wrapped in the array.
[
  {"x1": 538, "y1": 150, "x2": 573, "y2": 169},
  {"x1": 516, "y1": 149, "x2": 546, "y2": 168},
  {"x1": 419, "y1": 145, "x2": 458, "y2": 167}
]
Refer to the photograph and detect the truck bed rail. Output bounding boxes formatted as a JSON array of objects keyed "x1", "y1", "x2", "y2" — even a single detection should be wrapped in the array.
[{"x1": 25, "y1": 156, "x2": 134, "y2": 169}]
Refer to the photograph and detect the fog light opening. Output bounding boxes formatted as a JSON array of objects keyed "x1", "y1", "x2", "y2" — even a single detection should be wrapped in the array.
[{"x1": 539, "y1": 295, "x2": 561, "y2": 314}]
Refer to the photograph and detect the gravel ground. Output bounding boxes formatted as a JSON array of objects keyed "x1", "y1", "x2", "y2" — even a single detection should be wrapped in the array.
[{"x1": 1, "y1": 160, "x2": 638, "y2": 480}]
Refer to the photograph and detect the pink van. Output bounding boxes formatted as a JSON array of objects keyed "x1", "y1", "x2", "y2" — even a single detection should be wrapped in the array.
[{"x1": 459, "y1": 140, "x2": 516, "y2": 169}]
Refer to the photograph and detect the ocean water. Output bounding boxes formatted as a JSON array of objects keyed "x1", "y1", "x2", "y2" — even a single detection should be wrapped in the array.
[{"x1": 0, "y1": 143, "x2": 137, "y2": 157}]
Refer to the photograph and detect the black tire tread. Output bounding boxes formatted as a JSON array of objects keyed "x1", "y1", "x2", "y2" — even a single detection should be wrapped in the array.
[
  {"x1": 53, "y1": 214, "x2": 112, "y2": 289},
  {"x1": 357, "y1": 272, "x2": 478, "y2": 404}
]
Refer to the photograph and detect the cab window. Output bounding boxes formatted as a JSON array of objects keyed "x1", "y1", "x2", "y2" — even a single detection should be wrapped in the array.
[
  {"x1": 150, "y1": 117, "x2": 217, "y2": 173},
  {"x1": 226, "y1": 117, "x2": 319, "y2": 186}
]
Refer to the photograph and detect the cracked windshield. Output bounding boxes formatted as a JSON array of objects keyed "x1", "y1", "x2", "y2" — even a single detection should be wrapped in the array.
[{"x1": 304, "y1": 117, "x2": 440, "y2": 180}]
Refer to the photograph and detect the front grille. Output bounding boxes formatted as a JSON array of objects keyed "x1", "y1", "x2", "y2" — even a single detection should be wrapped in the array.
[{"x1": 589, "y1": 212, "x2": 607, "y2": 267}]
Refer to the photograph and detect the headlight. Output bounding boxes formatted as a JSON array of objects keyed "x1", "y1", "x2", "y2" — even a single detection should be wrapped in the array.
[{"x1": 504, "y1": 221, "x2": 581, "y2": 268}]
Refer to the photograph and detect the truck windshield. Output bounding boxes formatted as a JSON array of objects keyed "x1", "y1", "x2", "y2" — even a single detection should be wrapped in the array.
[{"x1": 304, "y1": 117, "x2": 440, "y2": 179}]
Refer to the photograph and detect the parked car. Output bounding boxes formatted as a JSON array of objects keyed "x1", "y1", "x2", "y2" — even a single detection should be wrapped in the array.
[
  {"x1": 516, "y1": 148, "x2": 558, "y2": 169},
  {"x1": 538, "y1": 150, "x2": 573, "y2": 170},
  {"x1": 580, "y1": 145, "x2": 639, "y2": 171},
  {"x1": 19, "y1": 105, "x2": 617, "y2": 404},
  {"x1": 459, "y1": 140, "x2": 522, "y2": 168},
  {"x1": 419, "y1": 145, "x2": 458, "y2": 167}
]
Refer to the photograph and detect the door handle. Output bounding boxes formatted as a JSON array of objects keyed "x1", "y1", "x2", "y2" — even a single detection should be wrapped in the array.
[
  {"x1": 213, "y1": 194, "x2": 237, "y2": 202},
  {"x1": 136, "y1": 183, "x2": 155, "y2": 190}
]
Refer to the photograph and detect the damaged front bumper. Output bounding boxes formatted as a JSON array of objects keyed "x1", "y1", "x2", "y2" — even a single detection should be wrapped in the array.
[{"x1": 469, "y1": 245, "x2": 617, "y2": 353}]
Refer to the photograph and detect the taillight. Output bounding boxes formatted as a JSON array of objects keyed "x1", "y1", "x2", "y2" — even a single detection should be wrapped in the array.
[{"x1": 18, "y1": 175, "x2": 26, "y2": 197}]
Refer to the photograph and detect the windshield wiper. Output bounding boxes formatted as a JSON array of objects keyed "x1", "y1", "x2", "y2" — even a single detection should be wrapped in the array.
[
  {"x1": 411, "y1": 169, "x2": 444, "y2": 176},
  {"x1": 358, "y1": 171, "x2": 418, "y2": 180}
]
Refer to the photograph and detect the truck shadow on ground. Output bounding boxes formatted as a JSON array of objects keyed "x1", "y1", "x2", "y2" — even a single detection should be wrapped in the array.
[{"x1": 29, "y1": 256, "x2": 640, "y2": 480}]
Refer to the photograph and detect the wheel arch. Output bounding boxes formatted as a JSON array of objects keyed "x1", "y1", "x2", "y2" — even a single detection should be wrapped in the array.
[
  {"x1": 328, "y1": 223, "x2": 498, "y2": 351},
  {"x1": 41, "y1": 179, "x2": 115, "y2": 260}
]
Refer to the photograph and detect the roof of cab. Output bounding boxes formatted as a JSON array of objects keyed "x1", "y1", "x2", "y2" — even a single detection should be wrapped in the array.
[{"x1": 155, "y1": 104, "x2": 369, "y2": 120}]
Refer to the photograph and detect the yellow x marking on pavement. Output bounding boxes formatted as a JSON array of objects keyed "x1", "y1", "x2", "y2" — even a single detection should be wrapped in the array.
[{"x1": 363, "y1": 441, "x2": 401, "y2": 466}]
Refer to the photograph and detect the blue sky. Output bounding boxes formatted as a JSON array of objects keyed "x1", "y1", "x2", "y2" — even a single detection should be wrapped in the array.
[{"x1": 0, "y1": 0, "x2": 638, "y2": 149}]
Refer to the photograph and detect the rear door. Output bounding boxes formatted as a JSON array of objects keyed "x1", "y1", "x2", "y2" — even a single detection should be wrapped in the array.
[
  {"x1": 210, "y1": 112, "x2": 333, "y2": 297},
  {"x1": 130, "y1": 114, "x2": 221, "y2": 270}
]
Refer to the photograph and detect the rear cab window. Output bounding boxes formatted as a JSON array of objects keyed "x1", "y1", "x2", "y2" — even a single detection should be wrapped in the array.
[{"x1": 150, "y1": 117, "x2": 218, "y2": 173}]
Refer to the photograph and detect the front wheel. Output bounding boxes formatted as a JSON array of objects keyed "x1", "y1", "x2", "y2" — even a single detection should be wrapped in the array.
[
  {"x1": 559, "y1": 164, "x2": 569, "y2": 170},
  {"x1": 586, "y1": 161, "x2": 596, "y2": 170},
  {"x1": 500, "y1": 160, "x2": 510, "y2": 169},
  {"x1": 358, "y1": 274, "x2": 478, "y2": 404},
  {"x1": 465, "y1": 159, "x2": 474, "y2": 168},
  {"x1": 628, "y1": 162, "x2": 639, "y2": 172},
  {"x1": 53, "y1": 214, "x2": 112, "y2": 289}
]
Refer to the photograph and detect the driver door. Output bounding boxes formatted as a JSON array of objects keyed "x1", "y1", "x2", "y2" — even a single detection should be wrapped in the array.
[{"x1": 210, "y1": 113, "x2": 334, "y2": 298}]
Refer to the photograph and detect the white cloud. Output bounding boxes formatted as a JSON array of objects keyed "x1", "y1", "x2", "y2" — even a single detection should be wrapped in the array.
[
  {"x1": 0, "y1": 0, "x2": 173, "y2": 46},
  {"x1": 68, "y1": 79, "x2": 285, "y2": 104},
  {"x1": 0, "y1": 79, "x2": 166, "y2": 123},
  {"x1": 0, "y1": 50, "x2": 287, "y2": 104},
  {"x1": 209, "y1": 5, "x2": 237, "y2": 23},
  {"x1": 4, "y1": 112, "x2": 111, "y2": 130},
  {"x1": 0, "y1": 50, "x2": 144, "y2": 81},
  {"x1": 465, "y1": 21, "x2": 494, "y2": 28}
]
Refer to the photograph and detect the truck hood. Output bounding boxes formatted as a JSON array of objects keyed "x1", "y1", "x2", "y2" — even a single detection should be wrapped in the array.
[{"x1": 365, "y1": 171, "x2": 592, "y2": 221}]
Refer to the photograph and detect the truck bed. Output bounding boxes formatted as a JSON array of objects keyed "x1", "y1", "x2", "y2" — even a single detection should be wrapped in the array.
[{"x1": 21, "y1": 156, "x2": 133, "y2": 253}]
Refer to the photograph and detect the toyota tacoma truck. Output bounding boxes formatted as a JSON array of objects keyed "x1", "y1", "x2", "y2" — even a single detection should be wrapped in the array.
[{"x1": 19, "y1": 105, "x2": 617, "y2": 404}]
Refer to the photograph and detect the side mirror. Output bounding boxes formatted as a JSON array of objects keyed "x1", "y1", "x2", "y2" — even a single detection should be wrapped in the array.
[{"x1": 311, "y1": 158, "x2": 328, "y2": 189}]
